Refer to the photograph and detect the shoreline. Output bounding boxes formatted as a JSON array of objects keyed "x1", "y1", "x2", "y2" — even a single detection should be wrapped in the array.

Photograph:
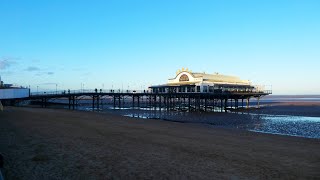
[{"x1": 1, "y1": 106, "x2": 319, "y2": 179}]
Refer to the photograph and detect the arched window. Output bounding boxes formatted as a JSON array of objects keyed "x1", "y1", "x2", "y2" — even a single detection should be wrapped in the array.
[{"x1": 179, "y1": 74, "x2": 189, "y2": 82}]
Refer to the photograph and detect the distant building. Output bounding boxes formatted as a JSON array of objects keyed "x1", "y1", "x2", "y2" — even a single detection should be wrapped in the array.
[
  {"x1": 149, "y1": 68, "x2": 257, "y2": 93},
  {"x1": 0, "y1": 76, "x2": 29, "y2": 100}
]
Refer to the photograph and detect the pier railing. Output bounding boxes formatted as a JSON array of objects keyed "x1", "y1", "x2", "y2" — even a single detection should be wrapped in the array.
[
  {"x1": 30, "y1": 89, "x2": 272, "y2": 96},
  {"x1": 30, "y1": 89, "x2": 151, "y2": 96}
]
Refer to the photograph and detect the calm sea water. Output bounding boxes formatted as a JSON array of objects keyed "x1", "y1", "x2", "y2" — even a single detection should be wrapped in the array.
[{"x1": 48, "y1": 95, "x2": 320, "y2": 139}]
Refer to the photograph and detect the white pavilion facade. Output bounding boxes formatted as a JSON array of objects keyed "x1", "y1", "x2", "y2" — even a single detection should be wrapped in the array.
[{"x1": 149, "y1": 68, "x2": 256, "y2": 93}]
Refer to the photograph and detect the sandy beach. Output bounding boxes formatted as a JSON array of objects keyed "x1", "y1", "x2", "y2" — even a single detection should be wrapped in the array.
[{"x1": 0, "y1": 106, "x2": 320, "y2": 179}]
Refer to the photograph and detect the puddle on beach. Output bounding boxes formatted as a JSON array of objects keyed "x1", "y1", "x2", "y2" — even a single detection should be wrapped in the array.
[{"x1": 247, "y1": 114, "x2": 320, "y2": 139}]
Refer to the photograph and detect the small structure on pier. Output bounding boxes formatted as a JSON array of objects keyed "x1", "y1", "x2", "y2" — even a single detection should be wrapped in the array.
[
  {"x1": 149, "y1": 68, "x2": 256, "y2": 93},
  {"x1": 0, "y1": 77, "x2": 29, "y2": 101}
]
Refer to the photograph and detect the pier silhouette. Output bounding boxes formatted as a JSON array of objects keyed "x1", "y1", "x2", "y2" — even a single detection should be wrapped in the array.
[{"x1": 6, "y1": 88, "x2": 272, "y2": 112}]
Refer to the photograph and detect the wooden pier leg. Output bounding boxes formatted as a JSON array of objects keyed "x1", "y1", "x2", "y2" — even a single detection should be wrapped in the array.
[
  {"x1": 242, "y1": 99, "x2": 244, "y2": 108},
  {"x1": 113, "y1": 96, "x2": 116, "y2": 109},
  {"x1": 97, "y1": 96, "x2": 100, "y2": 110},
  {"x1": 246, "y1": 98, "x2": 250, "y2": 109},
  {"x1": 101, "y1": 96, "x2": 103, "y2": 109},
  {"x1": 235, "y1": 99, "x2": 238, "y2": 109},
  {"x1": 172, "y1": 96, "x2": 174, "y2": 110},
  {"x1": 237, "y1": 99, "x2": 239, "y2": 109},
  {"x1": 175, "y1": 96, "x2": 177, "y2": 110},
  {"x1": 188, "y1": 96, "x2": 191, "y2": 111},
  {"x1": 257, "y1": 97, "x2": 260, "y2": 108},
  {"x1": 72, "y1": 96, "x2": 75, "y2": 110},
  {"x1": 122, "y1": 95, "x2": 124, "y2": 108},
  {"x1": 69, "y1": 96, "x2": 71, "y2": 109},
  {"x1": 224, "y1": 99, "x2": 227, "y2": 112},
  {"x1": 132, "y1": 96, "x2": 135, "y2": 109},
  {"x1": 212, "y1": 98, "x2": 214, "y2": 112},
  {"x1": 198, "y1": 96, "x2": 201, "y2": 111},
  {"x1": 204, "y1": 97, "x2": 207, "y2": 112},
  {"x1": 138, "y1": 96, "x2": 140, "y2": 109},
  {"x1": 118, "y1": 96, "x2": 121, "y2": 109},
  {"x1": 92, "y1": 96, "x2": 95, "y2": 111},
  {"x1": 231, "y1": 99, "x2": 234, "y2": 109}
]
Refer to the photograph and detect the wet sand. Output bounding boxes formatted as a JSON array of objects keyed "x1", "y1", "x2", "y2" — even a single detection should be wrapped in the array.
[{"x1": 0, "y1": 106, "x2": 320, "y2": 179}]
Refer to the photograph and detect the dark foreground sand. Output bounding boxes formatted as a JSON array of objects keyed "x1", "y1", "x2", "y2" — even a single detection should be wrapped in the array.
[{"x1": 0, "y1": 107, "x2": 319, "y2": 179}]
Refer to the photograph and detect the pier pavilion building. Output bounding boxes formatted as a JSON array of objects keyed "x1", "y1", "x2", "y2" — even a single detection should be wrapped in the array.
[{"x1": 149, "y1": 68, "x2": 256, "y2": 93}]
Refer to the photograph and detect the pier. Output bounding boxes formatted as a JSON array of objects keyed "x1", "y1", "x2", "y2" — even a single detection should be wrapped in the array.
[
  {"x1": 5, "y1": 89, "x2": 272, "y2": 112},
  {"x1": 1, "y1": 69, "x2": 272, "y2": 112}
]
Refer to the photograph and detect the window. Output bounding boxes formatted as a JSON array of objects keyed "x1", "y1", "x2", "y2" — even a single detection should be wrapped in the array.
[
  {"x1": 179, "y1": 74, "x2": 189, "y2": 82},
  {"x1": 209, "y1": 86, "x2": 214, "y2": 92},
  {"x1": 203, "y1": 86, "x2": 208, "y2": 92}
]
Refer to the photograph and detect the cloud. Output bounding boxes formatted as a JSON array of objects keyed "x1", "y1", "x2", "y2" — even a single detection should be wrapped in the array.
[
  {"x1": 0, "y1": 60, "x2": 11, "y2": 69},
  {"x1": 25, "y1": 66, "x2": 41, "y2": 71},
  {"x1": 0, "y1": 57, "x2": 18, "y2": 70},
  {"x1": 38, "y1": 83, "x2": 57, "y2": 85},
  {"x1": 35, "y1": 71, "x2": 55, "y2": 76}
]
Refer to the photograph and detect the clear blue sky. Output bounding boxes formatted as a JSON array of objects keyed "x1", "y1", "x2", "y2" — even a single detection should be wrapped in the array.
[{"x1": 0, "y1": 0, "x2": 319, "y2": 94}]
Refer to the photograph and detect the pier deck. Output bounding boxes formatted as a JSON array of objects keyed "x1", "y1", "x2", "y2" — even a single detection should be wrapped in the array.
[{"x1": 4, "y1": 89, "x2": 272, "y2": 112}]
